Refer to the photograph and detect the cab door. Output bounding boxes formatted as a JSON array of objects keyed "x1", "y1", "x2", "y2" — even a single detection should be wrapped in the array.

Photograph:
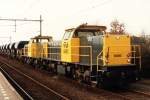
[{"x1": 61, "y1": 30, "x2": 80, "y2": 63}]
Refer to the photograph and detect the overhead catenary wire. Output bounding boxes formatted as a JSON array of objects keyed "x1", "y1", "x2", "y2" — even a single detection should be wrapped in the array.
[
  {"x1": 18, "y1": 0, "x2": 41, "y2": 17},
  {"x1": 14, "y1": 21, "x2": 32, "y2": 27},
  {"x1": 67, "y1": 0, "x2": 113, "y2": 18}
]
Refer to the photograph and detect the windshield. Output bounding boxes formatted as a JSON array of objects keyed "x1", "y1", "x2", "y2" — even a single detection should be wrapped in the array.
[
  {"x1": 63, "y1": 30, "x2": 72, "y2": 40},
  {"x1": 76, "y1": 30, "x2": 104, "y2": 37}
]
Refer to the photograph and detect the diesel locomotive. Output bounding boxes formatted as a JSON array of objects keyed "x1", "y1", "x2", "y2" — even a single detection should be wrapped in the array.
[{"x1": 0, "y1": 24, "x2": 141, "y2": 87}]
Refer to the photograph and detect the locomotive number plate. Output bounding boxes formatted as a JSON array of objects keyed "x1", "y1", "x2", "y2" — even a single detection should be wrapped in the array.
[{"x1": 114, "y1": 54, "x2": 121, "y2": 57}]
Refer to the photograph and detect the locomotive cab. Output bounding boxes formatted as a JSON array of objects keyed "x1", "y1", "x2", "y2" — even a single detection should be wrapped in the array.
[
  {"x1": 61, "y1": 24, "x2": 106, "y2": 63},
  {"x1": 24, "y1": 35, "x2": 52, "y2": 58}
]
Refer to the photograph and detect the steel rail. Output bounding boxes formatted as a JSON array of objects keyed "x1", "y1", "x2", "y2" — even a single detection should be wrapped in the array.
[
  {"x1": 0, "y1": 63, "x2": 33, "y2": 100},
  {"x1": 129, "y1": 89, "x2": 150, "y2": 98},
  {"x1": 0, "y1": 61, "x2": 69, "y2": 100}
]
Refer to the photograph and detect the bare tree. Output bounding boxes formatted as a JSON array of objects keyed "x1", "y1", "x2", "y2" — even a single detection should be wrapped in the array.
[{"x1": 110, "y1": 19, "x2": 125, "y2": 34}]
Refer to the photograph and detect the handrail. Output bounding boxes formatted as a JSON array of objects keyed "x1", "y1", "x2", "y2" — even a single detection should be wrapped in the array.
[
  {"x1": 97, "y1": 50, "x2": 103, "y2": 72},
  {"x1": 40, "y1": 46, "x2": 93, "y2": 72},
  {"x1": 96, "y1": 45, "x2": 141, "y2": 72}
]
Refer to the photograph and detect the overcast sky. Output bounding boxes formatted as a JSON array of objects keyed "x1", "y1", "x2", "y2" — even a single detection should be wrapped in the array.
[{"x1": 0, "y1": 0, "x2": 149, "y2": 44}]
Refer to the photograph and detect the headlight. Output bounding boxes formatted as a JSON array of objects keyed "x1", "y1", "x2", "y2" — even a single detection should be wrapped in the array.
[
  {"x1": 105, "y1": 59, "x2": 109, "y2": 63},
  {"x1": 127, "y1": 59, "x2": 131, "y2": 63}
]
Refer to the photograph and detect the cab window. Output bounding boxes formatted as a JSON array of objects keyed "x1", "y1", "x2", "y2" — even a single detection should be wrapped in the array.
[
  {"x1": 95, "y1": 31, "x2": 104, "y2": 35},
  {"x1": 63, "y1": 31, "x2": 72, "y2": 40},
  {"x1": 77, "y1": 31, "x2": 94, "y2": 37},
  {"x1": 75, "y1": 30, "x2": 104, "y2": 37}
]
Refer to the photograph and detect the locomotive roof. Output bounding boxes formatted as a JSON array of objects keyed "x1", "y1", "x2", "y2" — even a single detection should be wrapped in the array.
[
  {"x1": 65, "y1": 24, "x2": 107, "y2": 32},
  {"x1": 31, "y1": 35, "x2": 52, "y2": 40}
]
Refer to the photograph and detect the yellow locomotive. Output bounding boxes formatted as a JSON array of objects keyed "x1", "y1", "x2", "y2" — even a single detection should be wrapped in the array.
[{"x1": 22, "y1": 24, "x2": 141, "y2": 87}]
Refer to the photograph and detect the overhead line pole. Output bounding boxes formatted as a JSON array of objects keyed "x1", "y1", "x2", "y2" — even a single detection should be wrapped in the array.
[
  {"x1": 0, "y1": 15, "x2": 43, "y2": 36},
  {"x1": 14, "y1": 20, "x2": 16, "y2": 32},
  {"x1": 40, "y1": 15, "x2": 42, "y2": 36}
]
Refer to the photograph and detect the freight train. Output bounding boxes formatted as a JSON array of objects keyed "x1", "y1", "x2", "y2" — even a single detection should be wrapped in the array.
[{"x1": 0, "y1": 24, "x2": 142, "y2": 88}]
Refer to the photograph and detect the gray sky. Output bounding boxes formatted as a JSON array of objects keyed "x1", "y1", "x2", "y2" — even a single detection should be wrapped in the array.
[{"x1": 0, "y1": 0, "x2": 149, "y2": 44}]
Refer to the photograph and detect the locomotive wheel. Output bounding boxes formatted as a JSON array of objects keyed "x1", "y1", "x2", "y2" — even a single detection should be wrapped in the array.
[
  {"x1": 65, "y1": 66, "x2": 79, "y2": 79},
  {"x1": 73, "y1": 69, "x2": 80, "y2": 79},
  {"x1": 83, "y1": 70, "x2": 90, "y2": 84},
  {"x1": 47, "y1": 63, "x2": 51, "y2": 71},
  {"x1": 117, "y1": 79, "x2": 128, "y2": 88},
  {"x1": 39, "y1": 61, "x2": 45, "y2": 69},
  {"x1": 97, "y1": 75, "x2": 128, "y2": 88},
  {"x1": 72, "y1": 66, "x2": 83, "y2": 82},
  {"x1": 71, "y1": 67, "x2": 75, "y2": 78},
  {"x1": 33, "y1": 59, "x2": 38, "y2": 68},
  {"x1": 96, "y1": 77, "x2": 112, "y2": 89},
  {"x1": 42, "y1": 61, "x2": 48, "y2": 70},
  {"x1": 47, "y1": 63, "x2": 56, "y2": 73},
  {"x1": 52, "y1": 63, "x2": 57, "y2": 74},
  {"x1": 65, "y1": 66, "x2": 70, "y2": 77},
  {"x1": 84, "y1": 76, "x2": 90, "y2": 84}
]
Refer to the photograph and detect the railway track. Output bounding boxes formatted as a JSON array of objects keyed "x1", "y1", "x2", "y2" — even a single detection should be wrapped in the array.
[
  {"x1": 0, "y1": 56, "x2": 132, "y2": 100},
  {"x1": 0, "y1": 64, "x2": 33, "y2": 100},
  {"x1": 130, "y1": 89, "x2": 150, "y2": 98},
  {"x1": 0, "y1": 61, "x2": 69, "y2": 100},
  {"x1": 0, "y1": 56, "x2": 131, "y2": 100},
  {"x1": 1, "y1": 56, "x2": 150, "y2": 100},
  {"x1": 128, "y1": 83, "x2": 150, "y2": 98},
  {"x1": 137, "y1": 79, "x2": 150, "y2": 86},
  {"x1": 115, "y1": 87, "x2": 150, "y2": 100}
]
